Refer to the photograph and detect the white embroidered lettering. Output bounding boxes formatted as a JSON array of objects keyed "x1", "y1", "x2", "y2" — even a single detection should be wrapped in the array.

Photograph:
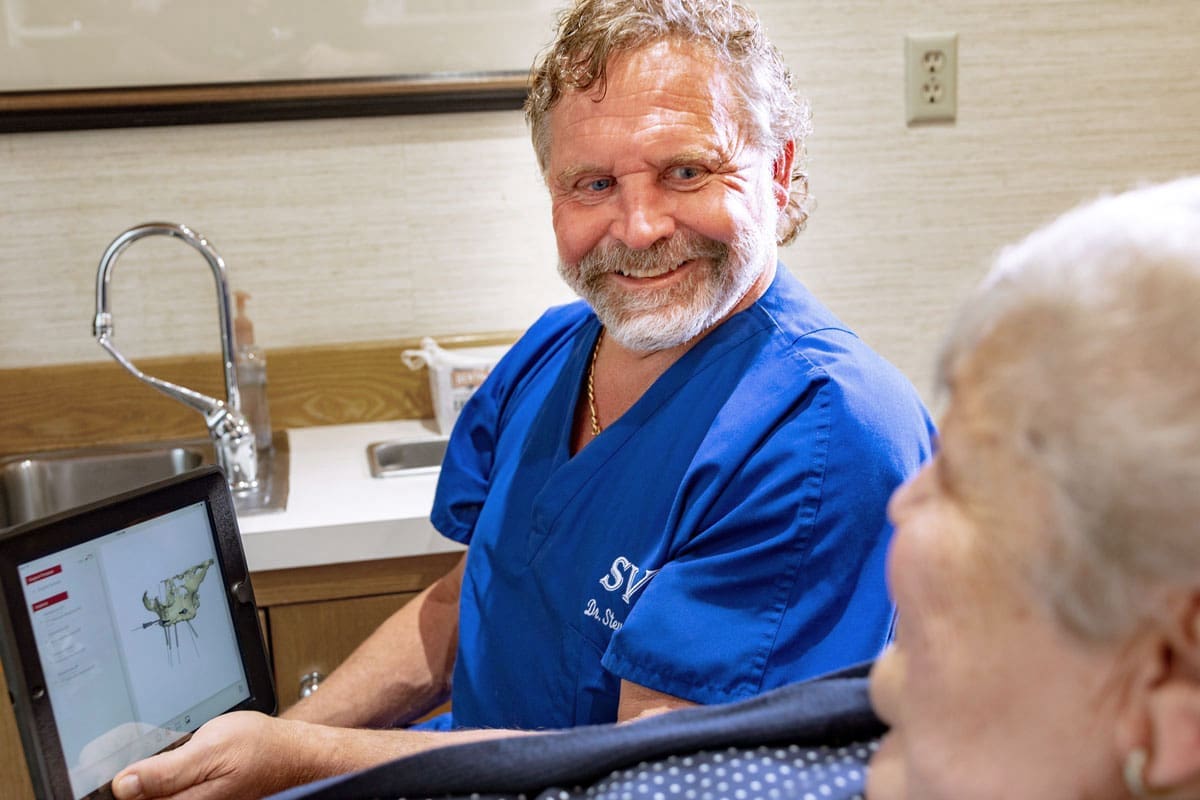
[
  {"x1": 620, "y1": 567, "x2": 659, "y2": 604},
  {"x1": 599, "y1": 556, "x2": 633, "y2": 592},
  {"x1": 598, "y1": 556, "x2": 659, "y2": 604},
  {"x1": 583, "y1": 598, "x2": 623, "y2": 631}
]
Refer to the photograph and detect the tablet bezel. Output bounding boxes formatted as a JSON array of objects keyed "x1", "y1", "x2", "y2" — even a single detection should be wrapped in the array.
[{"x1": 0, "y1": 465, "x2": 276, "y2": 800}]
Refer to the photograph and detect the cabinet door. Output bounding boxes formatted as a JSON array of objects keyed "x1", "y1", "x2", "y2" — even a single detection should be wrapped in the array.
[
  {"x1": 0, "y1": 663, "x2": 35, "y2": 800},
  {"x1": 267, "y1": 592, "x2": 419, "y2": 712}
]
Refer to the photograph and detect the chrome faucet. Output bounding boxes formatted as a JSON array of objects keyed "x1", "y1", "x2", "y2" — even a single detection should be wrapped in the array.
[{"x1": 93, "y1": 222, "x2": 259, "y2": 492}]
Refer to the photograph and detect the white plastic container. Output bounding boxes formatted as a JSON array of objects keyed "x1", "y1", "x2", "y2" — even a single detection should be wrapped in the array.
[{"x1": 401, "y1": 338, "x2": 509, "y2": 435}]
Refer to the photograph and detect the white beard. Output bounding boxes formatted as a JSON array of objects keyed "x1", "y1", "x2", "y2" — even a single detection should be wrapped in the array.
[{"x1": 558, "y1": 226, "x2": 772, "y2": 352}]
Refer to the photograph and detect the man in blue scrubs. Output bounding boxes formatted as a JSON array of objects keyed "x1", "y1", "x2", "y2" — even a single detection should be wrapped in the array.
[{"x1": 113, "y1": 1, "x2": 933, "y2": 797}]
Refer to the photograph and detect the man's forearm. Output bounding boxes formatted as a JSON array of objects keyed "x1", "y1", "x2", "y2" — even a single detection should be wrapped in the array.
[
  {"x1": 281, "y1": 553, "x2": 465, "y2": 728},
  {"x1": 111, "y1": 706, "x2": 529, "y2": 800},
  {"x1": 306, "y1": 721, "x2": 530, "y2": 777}
]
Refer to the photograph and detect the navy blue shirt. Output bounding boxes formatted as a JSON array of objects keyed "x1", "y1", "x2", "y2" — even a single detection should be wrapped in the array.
[{"x1": 432, "y1": 265, "x2": 934, "y2": 729}]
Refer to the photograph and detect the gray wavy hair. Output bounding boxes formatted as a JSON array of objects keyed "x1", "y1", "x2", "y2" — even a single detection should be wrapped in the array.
[
  {"x1": 525, "y1": 0, "x2": 814, "y2": 245},
  {"x1": 937, "y1": 176, "x2": 1200, "y2": 641}
]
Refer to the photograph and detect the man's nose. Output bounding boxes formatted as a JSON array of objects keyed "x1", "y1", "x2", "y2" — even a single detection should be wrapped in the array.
[{"x1": 611, "y1": 183, "x2": 675, "y2": 250}]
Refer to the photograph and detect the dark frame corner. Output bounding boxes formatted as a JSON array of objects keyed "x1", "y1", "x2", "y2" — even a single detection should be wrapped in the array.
[{"x1": 0, "y1": 71, "x2": 529, "y2": 134}]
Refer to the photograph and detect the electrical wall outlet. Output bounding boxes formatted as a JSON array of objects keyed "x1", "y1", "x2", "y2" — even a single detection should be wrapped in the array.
[{"x1": 905, "y1": 33, "x2": 958, "y2": 124}]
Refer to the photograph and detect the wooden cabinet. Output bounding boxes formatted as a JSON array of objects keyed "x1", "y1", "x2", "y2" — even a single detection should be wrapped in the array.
[
  {"x1": 252, "y1": 551, "x2": 460, "y2": 708},
  {"x1": 268, "y1": 592, "x2": 419, "y2": 710},
  {"x1": 0, "y1": 677, "x2": 35, "y2": 800},
  {"x1": 0, "y1": 550, "x2": 460, "y2": 800}
]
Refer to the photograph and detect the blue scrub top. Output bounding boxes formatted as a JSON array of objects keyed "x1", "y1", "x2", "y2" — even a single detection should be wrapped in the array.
[{"x1": 431, "y1": 265, "x2": 934, "y2": 731}]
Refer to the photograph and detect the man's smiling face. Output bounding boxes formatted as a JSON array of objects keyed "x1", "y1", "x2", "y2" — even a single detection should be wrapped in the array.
[{"x1": 546, "y1": 38, "x2": 788, "y2": 351}]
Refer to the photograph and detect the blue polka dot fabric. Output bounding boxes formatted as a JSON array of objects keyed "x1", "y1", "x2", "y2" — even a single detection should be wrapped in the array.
[{"x1": 529, "y1": 741, "x2": 875, "y2": 800}]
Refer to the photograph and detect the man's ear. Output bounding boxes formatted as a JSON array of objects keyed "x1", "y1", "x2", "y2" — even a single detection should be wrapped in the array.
[
  {"x1": 1119, "y1": 593, "x2": 1200, "y2": 793},
  {"x1": 771, "y1": 140, "x2": 795, "y2": 209}
]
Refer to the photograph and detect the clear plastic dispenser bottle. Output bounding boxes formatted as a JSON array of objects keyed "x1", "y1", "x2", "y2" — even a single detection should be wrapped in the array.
[{"x1": 233, "y1": 290, "x2": 273, "y2": 452}]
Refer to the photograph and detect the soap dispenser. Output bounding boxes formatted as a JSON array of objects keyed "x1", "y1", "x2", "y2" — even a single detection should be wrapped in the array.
[{"x1": 233, "y1": 291, "x2": 272, "y2": 452}]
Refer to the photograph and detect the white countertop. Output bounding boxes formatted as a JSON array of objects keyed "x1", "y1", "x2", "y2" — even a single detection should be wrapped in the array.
[{"x1": 237, "y1": 420, "x2": 463, "y2": 572}]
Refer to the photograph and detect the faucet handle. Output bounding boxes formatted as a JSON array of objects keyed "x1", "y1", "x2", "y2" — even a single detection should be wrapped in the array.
[{"x1": 206, "y1": 405, "x2": 259, "y2": 492}]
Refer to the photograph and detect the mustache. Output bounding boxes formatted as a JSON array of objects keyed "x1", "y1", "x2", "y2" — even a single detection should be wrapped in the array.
[{"x1": 576, "y1": 234, "x2": 728, "y2": 280}]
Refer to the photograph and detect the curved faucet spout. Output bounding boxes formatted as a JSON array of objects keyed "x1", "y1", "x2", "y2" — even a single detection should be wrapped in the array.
[{"x1": 93, "y1": 222, "x2": 258, "y2": 492}]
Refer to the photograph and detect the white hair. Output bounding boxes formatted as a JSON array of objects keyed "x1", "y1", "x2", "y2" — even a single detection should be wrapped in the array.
[{"x1": 937, "y1": 176, "x2": 1200, "y2": 640}]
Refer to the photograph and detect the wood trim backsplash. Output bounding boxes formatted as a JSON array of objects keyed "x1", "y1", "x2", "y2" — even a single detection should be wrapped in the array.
[{"x1": 0, "y1": 332, "x2": 519, "y2": 458}]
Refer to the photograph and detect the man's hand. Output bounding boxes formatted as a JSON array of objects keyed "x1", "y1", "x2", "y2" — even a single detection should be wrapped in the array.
[
  {"x1": 109, "y1": 707, "x2": 525, "y2": 800},
  {"x1": 111, "y1": 712, "x2": 321, "y2": 800}
]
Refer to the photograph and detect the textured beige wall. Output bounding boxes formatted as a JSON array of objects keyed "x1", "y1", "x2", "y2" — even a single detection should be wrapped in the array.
[{"x1": 2, "y1": 1, "x2": 1198, "y2": 406}]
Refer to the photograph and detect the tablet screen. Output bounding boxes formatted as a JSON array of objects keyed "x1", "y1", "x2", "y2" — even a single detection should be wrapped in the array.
[{"x1": 17, "y1": 500, "x2": 251, "y2": 799}]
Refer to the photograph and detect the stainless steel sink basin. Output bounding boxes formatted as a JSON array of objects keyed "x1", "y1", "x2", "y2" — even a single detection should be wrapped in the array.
[
  {"x1": 367, "y1": 437, "x2": 449, "y2": 478},
  {"x1": 0, "y1": 432, "x2": 289, "y2": 529}
]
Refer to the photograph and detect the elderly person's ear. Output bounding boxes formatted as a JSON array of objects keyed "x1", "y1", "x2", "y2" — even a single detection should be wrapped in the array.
[{"x1": 1120, "y1": 592, "x2": 1200, "y2": 796}]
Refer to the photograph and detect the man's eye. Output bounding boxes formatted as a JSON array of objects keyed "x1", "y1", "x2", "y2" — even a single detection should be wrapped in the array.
[
  {"x1": 580, "y1": 177, "x2": 614, "y2": 192},
  {"x1": 668, "y1": 165, "x2": 706, "y2": 181}
]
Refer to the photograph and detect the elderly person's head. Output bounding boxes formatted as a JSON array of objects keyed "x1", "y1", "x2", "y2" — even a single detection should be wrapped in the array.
[
  {"x1": 869, "y1": 176, "x2": 1200, "y2": 799},
  {"x1": 525, "y1": 0, "x2": 813, "y2": 351}
]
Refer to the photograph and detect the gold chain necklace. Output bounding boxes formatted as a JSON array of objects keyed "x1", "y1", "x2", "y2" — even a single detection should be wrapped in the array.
[{"x1": 586, "y1": 327, "x2": 605, "y2": 437}]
